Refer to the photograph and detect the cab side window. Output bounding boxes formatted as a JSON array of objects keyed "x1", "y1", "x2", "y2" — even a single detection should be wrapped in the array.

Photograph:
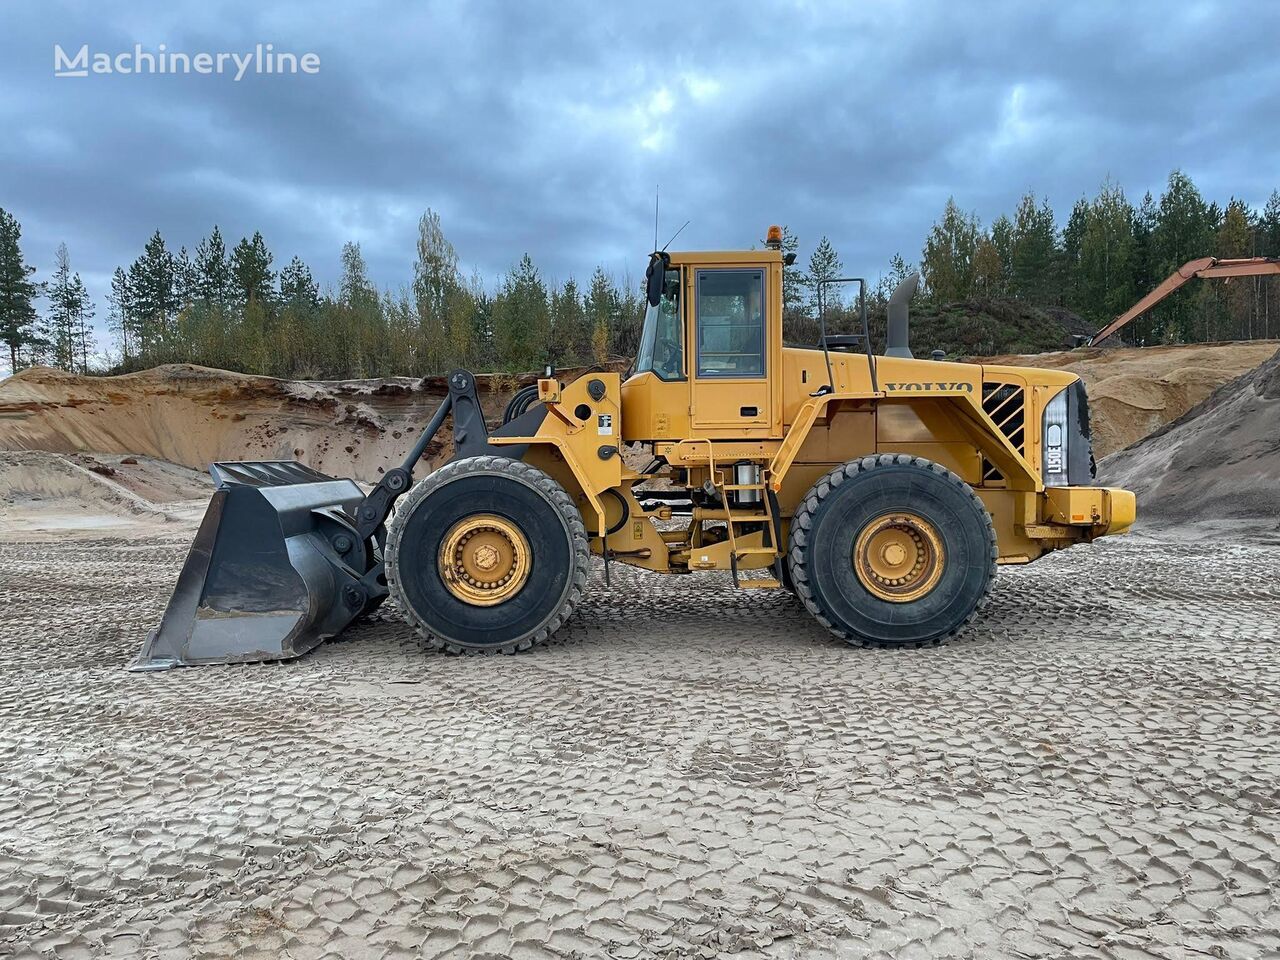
[{"x1": 696, "y1": 269, "x2": 765, "y2": 378}]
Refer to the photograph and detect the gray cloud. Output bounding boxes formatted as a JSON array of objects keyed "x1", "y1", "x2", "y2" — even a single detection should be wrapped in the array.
[{"x1": 3, "y1": 0, "x2": 1278, "y2": 352}]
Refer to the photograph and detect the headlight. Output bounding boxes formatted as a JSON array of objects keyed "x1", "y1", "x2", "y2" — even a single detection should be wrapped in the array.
[
  {"x1": 1042, "y1": 381, "x2": 1096, "y2": 486},
  {"x1": 1042, "y1": 390, "x2": 1069, "y2": 486}
]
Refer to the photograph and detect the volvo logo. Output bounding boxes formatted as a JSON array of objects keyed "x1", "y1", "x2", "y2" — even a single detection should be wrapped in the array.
[{"x1": 883, "y1": 381, "x2": 975, "y2": 393}]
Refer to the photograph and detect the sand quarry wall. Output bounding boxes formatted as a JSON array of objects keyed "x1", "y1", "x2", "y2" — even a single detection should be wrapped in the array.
[
  {"x1": 0, "y1": 343, "x2": 1275, "y2": 485},
  {"x1": 0, "y1": 363, "x2": 618, "y2": 484}
]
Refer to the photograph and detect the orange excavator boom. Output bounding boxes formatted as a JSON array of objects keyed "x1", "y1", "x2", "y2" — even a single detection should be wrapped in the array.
[{"x1": 1089, "y1": 256, "x2": 1280, "y2": 345}]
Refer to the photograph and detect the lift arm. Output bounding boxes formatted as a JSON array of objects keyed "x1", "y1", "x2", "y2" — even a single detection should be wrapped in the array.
[{"x1": 1090, "y1": 257, "x2": 1280, "y2": 345}]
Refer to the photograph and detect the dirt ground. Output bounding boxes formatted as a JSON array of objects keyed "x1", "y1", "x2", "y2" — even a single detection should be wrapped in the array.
[{"x1": 2, "y1": 509, "x2": 1278, "y2": 959}]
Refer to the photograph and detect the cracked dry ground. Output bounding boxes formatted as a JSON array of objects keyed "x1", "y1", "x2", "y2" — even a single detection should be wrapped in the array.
[{"x1": 1, "y1": 525, "x2": 1278, "y2": 959}]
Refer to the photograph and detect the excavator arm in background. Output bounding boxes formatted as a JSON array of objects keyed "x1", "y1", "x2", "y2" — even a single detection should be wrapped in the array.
[{"x1": 1089, "y1": 256, "x2": 1280, "y2": 345}]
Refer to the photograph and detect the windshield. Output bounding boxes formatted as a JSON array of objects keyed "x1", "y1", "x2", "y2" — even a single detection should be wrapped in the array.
[{"x1": 634, "y1": 267, "x2": 683, "y2": 380}]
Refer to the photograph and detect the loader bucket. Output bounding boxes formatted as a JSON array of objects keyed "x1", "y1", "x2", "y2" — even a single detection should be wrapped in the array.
[{"x1": 130, "y1": 461, "x2": 375, "y2": 671}]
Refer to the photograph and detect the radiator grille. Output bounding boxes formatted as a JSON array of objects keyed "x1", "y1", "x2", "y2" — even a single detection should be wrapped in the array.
[{"x1": 981, "y1": 381, "x2": 1026, "y2": 483}]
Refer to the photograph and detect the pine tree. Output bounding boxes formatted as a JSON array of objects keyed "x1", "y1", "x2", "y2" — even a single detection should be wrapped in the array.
[
  {"x1": 128, "y1": 231, "x2": 178, "y2": 353},
  {"x1": 1061, "y1": 196, "x2": 1089, "y2": 309},
  {"x1": 1216, "y1": 198, "x2": 1253, "y2": 258},
  {"x1": 108, "y1": 267, "x2": 135, "y2": 364},
  {"x1": 1010, "y1": 191, "x2": 1058, "y2": 303},
  {"x1": 585, "y1": 267, "x2": 615, "y2": 365},
  {"x1": 1260, "y1": 191, "x2": 1280, "y2": 339},
  {"x1": 1216, "y1": 198, "x2": 1254, "y2": 338},
  {"x1": 465, "y1": 273, "x2": 494, "y2": 367},
  {"x1": 231, "y1": 232, "x2": 275, "y2": 306},
  {"x1": 333, "y1": 243, "x2": 382, "y2": 377},
  {"x1": 69, "y1": 272, "x2": 95, "y2": 372},
  {"x1": 492, "y1": 254, "x2": 550, "y2": 369},
  {"x1": 780, "y1": 226, "x2": 804, "y2": 317},
  {"x1": 1151, "y1": 170, "x2": 1214, "y2": 341},
  {"x1": 42, "y1": 243, "x2": 84, "y2": 369},
  {"x1": 1129, "y1": 192, "x2": 1159, "y2": 343},
  {"x1": 806, "y1": 236, "x2": 843, "y2": 316},
  {"x1": 1260, "y1": 191, "x2": 1280, "y2": 257},
  {"x1": 195, "y1": 227, "x2": 233, "y2": 303},
  {"x1": 0, "y1": 208, "x2": 40, "y2": 372},
  {"x1": 920, "y1": 199, "x2": 979, "y2": 303},
  {"x1": 173, "y1": 247, "x2": 198, "y2": 309},
  {"x1": 550, "y1": 277, "x2": 588, "y2": 364},
  {"x1": 875, "y1": 253, "x2": 918, "y2": 305},
  {"x1": 990, "y1": 215, "x2": 1014, "y2": 294},
  {"x1": 279, "y1": 256, "x2": 320, "y2": 310},
  {"x1": 1078, "y1": 180, "x2": 1137, "y2": 328}
]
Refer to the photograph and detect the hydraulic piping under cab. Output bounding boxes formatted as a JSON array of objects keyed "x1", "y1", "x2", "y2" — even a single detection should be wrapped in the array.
[{"x1": 132, "y1": 226, "x2": 1135, "y2": 669}]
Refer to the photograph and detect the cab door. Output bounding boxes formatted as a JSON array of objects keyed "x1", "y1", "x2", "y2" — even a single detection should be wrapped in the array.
[{"x1": 689, "y1": 266, "x2": 775, "y2": 438}]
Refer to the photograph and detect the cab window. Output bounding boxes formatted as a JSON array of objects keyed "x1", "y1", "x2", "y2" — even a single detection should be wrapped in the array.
[
  {"x1": 696, "y1": 269, "x2": 765, "y2": 378},
  {"x1": 634, "y1": 267, "x2": 683, "y2": 380}
]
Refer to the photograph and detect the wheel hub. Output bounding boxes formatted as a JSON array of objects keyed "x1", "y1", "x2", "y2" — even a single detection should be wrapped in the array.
[
  {"x1": 439, "y1": 515, "x2": 531, "y2": 606},
  {"x1": 853, "y1": 512, "x2": 945, "y2": 603}
]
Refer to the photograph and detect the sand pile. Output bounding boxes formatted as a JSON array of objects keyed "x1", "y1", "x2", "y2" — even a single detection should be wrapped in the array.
[
  {"x1": 0, "y1": 363, "x2": 615, "y2": 484},
  {"x1": 0, "y1": 451, "x2": 210, "y2": 539},
  {"x1": 982, "y1": 340, "x2": 1280, "y2": 457},
  {"x1": 1100, "y1": 347, "x2": 1280, "y2": 523}
]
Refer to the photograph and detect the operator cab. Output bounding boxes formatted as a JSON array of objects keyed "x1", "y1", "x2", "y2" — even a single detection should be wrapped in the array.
[{"x1": 624, "y1": 245, "x2": 784, "y2": 442}]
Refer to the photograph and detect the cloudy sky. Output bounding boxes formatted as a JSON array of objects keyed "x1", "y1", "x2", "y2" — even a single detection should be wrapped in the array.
[{"x1": 2, "y1": 0, "x2": 1278, "y2": 357}]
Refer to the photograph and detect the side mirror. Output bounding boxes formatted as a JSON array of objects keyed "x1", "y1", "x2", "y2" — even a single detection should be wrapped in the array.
[{"x1": 645, "y1": 251, "x2": 670, "y2": 306}]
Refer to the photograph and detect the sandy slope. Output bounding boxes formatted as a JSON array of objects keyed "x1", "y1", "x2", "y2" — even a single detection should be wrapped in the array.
[
  {"x1": 0, "y1": 363, "x2": 615, "y2": 484},
  {"x1": 0, "y1": 451, "x2": 209, "y2": 540},
  {"x1": 1100, "y1": 346, "x2": 1280, "y2": 523},
  {"x1": 982, "y1": 340, "x2": 1280, "y2": 457}
]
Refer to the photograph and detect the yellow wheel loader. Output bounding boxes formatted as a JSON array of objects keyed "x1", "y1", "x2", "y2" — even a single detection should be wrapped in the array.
[{"x1": 132, "y1": 227, "x2": 1135, "y2": 669}]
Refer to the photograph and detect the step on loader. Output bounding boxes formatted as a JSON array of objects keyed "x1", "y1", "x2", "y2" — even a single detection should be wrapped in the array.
[{"x1": 132, "y1": 227, "x2": 1135, "y2": 669}]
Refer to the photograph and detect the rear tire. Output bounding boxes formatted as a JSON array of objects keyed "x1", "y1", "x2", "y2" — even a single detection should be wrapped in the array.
[
  {"x1": 386, "y1": 456, "x2": 589, "y2": 654},
  {"x1": 788, "y1": 454, "x2": 997, "y2": 648}
]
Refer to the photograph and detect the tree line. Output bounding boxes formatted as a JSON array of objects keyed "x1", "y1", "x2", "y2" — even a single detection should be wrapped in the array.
[
  {"x1": 916, "y1": 170, "x2": 1280, "y2": 345},
  {"x1": 2, "y1": 167, "x2": 1279, "y2": 379},
  {"x1": 0, "y1": 209, "x2": 649, "y2": 379}
]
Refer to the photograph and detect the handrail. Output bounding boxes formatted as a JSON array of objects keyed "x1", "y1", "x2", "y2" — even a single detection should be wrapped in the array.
[{"x1": 815, "y1": 277, "x2": 877, "y2": 394}]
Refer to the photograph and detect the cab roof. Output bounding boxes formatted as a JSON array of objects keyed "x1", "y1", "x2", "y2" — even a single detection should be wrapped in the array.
[{"x1": 664, "y1": 249, "x2": 782, "y2": 266}]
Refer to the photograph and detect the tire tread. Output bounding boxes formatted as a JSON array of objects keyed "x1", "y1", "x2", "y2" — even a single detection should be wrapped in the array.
[
  {"x1": 786, "y1": 454, "x2": 998, "y2": 649},
  {"x1": 385, "y1": 456, "x2": 590, "y2": 655}
]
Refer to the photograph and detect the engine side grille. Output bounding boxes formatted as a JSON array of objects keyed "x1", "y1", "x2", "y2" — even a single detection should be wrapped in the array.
[{"x1": 981, "y1": 381, "x2": 1026, "y2": 484}]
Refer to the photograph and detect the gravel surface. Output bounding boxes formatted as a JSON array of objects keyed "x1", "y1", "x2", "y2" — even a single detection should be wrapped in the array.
[{"x1": 1, "y1": 525, "x2": 1278, "y2": 959}]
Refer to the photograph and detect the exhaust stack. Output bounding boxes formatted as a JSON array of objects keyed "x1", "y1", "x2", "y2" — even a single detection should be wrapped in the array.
[{"x1": 885, "y1": 272, "x2": 920, "y2": 359}]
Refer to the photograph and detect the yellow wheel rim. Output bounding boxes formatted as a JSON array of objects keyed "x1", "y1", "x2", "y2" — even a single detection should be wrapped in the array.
[
  {"x1": 439, "y1": 515, "x2": 531, "y2": 606},
  {"x1": 853, "y1": 512, "x2": 945, "y2": 603}
]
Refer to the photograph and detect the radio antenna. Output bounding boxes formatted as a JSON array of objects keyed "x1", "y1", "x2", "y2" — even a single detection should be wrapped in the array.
[
  {"x1": 661, "y1": 219, "x2": 690, "y2": 252},
  {"x1": 653, "y1": 185, "x2": 659, "y2": 252}
]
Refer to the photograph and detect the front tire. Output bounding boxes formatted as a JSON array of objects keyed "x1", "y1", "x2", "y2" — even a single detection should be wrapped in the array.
[
  {"x1": 788, "y1": 454, "x2": 997, "y2": 648},
  {"x1": 386, "y1": 456, "x2": 589, "y2": 654}
]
